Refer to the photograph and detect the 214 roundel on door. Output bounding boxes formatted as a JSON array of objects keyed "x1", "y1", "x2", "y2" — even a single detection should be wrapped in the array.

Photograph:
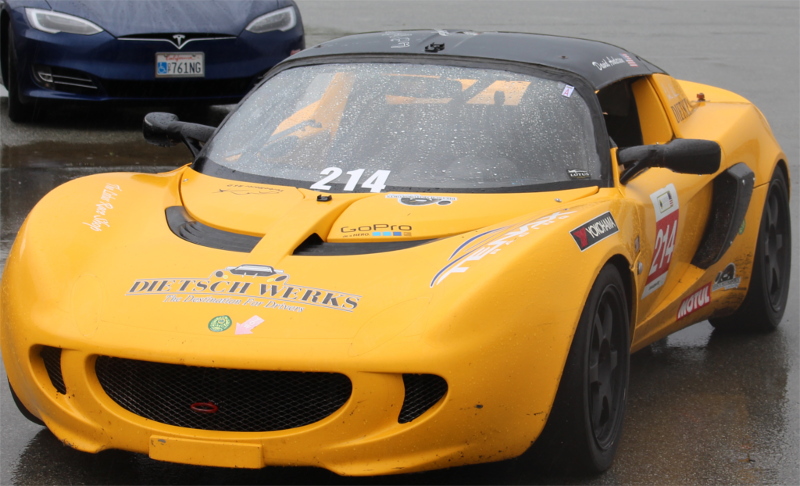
[{"x1": 642, "y1": 183, "x2": 680, "y2": 298}]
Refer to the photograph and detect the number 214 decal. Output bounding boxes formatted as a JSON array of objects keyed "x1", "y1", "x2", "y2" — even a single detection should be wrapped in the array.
[
  {"x1": 310, "y1": 167, "x2": 391, "y2": 193},
  {"x1": 642, "y1": 183, "x2": 680, "y2": 299}
]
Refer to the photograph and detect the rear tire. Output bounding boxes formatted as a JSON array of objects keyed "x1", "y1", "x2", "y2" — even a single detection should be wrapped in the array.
[
  {"x1": 531, "y1": 264, "x2": 630, "y2": 474},
  {"x1": 710, "y1": 167, "x2": 791, "y2": 332}
]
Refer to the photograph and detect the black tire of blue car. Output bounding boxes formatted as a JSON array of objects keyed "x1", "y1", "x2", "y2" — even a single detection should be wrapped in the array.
[
  {"x1": 710, "y1": 166, "x2": 792, "y2": 332},
  {"x1": 7, "y1": 378, "x2": 45, "y2": 426},
  {"x1": 529, "y1": 264, "x2": 630, "y2": 474},
  {"x1": 7, "y1": 28, "x2": 36, "y2": 123}
]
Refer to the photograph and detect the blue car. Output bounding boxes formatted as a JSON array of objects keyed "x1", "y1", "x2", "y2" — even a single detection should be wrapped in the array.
[{"x1": 0, "y1": 0, "x2": 304, "y2": 122}]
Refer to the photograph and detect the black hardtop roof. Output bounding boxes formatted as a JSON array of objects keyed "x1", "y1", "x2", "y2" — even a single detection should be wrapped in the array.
[{"x1": 288, "y1": 30, "x2": 665, "y2": 89}]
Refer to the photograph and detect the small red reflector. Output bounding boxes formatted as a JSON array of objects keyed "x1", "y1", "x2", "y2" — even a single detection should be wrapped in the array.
[{"x1": 190, "y1": 402, "x2": 219, "y2": 413}]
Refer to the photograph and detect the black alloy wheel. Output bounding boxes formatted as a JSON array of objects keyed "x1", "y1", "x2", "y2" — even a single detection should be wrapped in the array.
[
  {"x1": 710, "y1": 167, "x2": 791, "y2": 332},
  {"x1": 529, "y1": 264, "x2": 630, "y2": 474}
]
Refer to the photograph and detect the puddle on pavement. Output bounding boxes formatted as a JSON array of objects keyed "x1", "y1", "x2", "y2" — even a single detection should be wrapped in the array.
[{"x1": 1, "y1": 140, "x2": 193, "y2": 168}]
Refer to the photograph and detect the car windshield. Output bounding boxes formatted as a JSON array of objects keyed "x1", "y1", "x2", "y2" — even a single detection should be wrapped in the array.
[{"x1": 200, "y1": 62, "x2": 603, "y2": 193}]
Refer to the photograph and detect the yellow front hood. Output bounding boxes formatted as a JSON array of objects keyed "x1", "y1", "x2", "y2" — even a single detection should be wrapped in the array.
[{"x1": 4, "y1": 166, "x2": 601, "y2": 347}]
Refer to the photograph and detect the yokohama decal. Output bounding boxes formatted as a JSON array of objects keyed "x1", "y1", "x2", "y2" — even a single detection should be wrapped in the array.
[
  {"x1": 570, "y1": 212, "x2": 619, "y2": 251},
  {"x1": 677, "y1": 283, "x2": 712, "y2": 320},
  {"x1": 642, "y1": 184, "x2": 680, "y2": 298}
]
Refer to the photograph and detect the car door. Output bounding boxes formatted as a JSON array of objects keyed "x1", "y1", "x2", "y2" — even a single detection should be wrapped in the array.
[{"x1": 606, "y1": 75, "x2": 717, "y2": 339}]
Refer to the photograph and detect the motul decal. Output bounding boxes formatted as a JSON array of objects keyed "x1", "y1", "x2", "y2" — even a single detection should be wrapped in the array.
[
  {"x1": 570, "y1": 212, "x2": 619, "y2": 251},
  {"x1": 677, "y1": 283, "x2": 712, "y2": 320},
  {"x1": 642, "y1": 183, "x2": 680, "y2": 298}
]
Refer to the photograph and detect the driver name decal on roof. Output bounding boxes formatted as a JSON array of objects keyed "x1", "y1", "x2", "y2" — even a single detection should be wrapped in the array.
[
  {"x1": 591, "y1": 56, "x2": 627, "y2": 71},
  {"x1": 642, "y1": 183, "x2": 680, "y2": 298},
  {"x1": 127, "y1": 265, "x2": 361, "y2": 312},
  {"x1": 431, "y1": 210, "x2": 576, "y2": 287}
]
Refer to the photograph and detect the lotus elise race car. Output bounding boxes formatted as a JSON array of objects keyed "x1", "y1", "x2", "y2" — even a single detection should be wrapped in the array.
[{"x1": 1, "y1": 30, "x2": 791, "y2": 475}]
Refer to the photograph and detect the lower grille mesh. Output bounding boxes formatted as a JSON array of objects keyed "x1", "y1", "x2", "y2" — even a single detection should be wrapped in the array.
[
  {"x1": 399, "y1": 374, "x2": 448, "y2": 423},
  {"x1": 95, "y1": 357, "x2": 352, "y2": 432},
  {"x1": 41, "y1": 346, "x2": 66, "y2": 394}
]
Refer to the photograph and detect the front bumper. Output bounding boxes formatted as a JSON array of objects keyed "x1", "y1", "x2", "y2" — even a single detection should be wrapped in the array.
[{"x1": 4, "y1": 335, "x2": 551, "y2": 475}]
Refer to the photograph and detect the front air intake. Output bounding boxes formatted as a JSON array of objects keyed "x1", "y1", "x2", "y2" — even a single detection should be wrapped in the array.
[
  {"x1": 399, "y1": 374, "x2": 448, "y2": 423},
  {"x1": 40, "y1": 346, "x2": 66, "y2": 394},
  {"x1": 95, "y1": 356, "x2": 352, "y2": 432}
]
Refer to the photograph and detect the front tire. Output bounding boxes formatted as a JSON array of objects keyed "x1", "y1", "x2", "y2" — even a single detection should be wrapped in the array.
[
  {"x1": 710, "y1": 167, "x2": 791, "y2": 332},
  {"x1": 7, "y1": 378, "x2": 45, "y2": 426},
  {"x1": 532, "y1": 264, "x2": 630, "y2": 474},
  {"x1": 6, "y1": 27, "x2": 36, "y2": 123}
]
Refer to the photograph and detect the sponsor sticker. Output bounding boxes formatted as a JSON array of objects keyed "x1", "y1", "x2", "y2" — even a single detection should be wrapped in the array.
[
  {"x1": 712, "y1": 263, "x2": 741, "y2": 291},
  {"x1": 642, "y1": 184, "x2": 679, "y2": 298},
  {"x1": 620, "y1": 52, "x2": 639, "y2": 67},
  {"x1": 677, "y1": 283, "x2": 712, "y2": 320},
  {"x1": 128, "y1": 265, "x2": 361, "y2": 312},
  {"x1": 208, "y1": 315, "x2": 232, "y2": 332},
  {"x1": 431, "y1": 210, "x2": 576, "y2": 286},
  {"x1": 570, "y1": 212, "x2": 619, "y2": 251},
  {"x1": 386, "y1": 194, "x2": 456, "y2": 206},
  {"x1": 235, "y1": 315, "x2": 264, "y2": 335},
  {"x1": 217, "y1": 184, "x2": 283, "y2": 196},
  {"x1": 340, "y1": 223, "x2": 412, "y2": 238},
  {"x1": 83, "y1": 183, "x2": 121, "y2": 232},
  {"x1": 567, "y1": 169, "x2": 591, "y2": 179}
]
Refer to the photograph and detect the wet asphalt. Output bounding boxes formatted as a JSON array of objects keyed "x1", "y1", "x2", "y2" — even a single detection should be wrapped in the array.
[{"x1": 1, "y1": 1, "x2": 798, "y2": 484}]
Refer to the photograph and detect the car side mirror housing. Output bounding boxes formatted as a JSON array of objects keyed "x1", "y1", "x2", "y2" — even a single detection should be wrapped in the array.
[
  {"x1": 143, "y1": 112, "x2": 215, "y2": 158},
  {"x1": 618, "y1": 139, "x2": 721, "y2": 183}
]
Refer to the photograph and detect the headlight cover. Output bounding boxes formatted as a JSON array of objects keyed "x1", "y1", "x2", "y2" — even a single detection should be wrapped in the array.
[
  {"x1": 245, "y1": 6, "x2": 297, "y2": 33},
  {"x1": 25, "y1": 8, "x2": 103, "y2": 35}
]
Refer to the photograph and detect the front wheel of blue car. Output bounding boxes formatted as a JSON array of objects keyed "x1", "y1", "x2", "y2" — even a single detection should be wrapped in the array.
[
  {"x1": 531, "y1": 264, "x2": 630, "y2": 474},
  {"x1": 6, "y1": 28, "x2": 36, "y2": 123}
]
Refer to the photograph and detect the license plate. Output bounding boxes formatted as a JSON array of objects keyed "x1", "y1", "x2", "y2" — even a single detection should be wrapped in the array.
[{"x1": 156, "y1": 52, "x2": 204, "y2": 78}]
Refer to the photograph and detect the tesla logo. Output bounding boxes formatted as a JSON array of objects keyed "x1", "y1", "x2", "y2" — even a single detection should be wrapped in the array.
[{"x1": 173, "y1": 34, "x2": 187, "y2": 48}]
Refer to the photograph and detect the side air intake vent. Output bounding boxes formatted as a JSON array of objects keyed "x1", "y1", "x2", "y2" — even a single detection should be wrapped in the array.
[
  {"x1": 399, "y1": 374, "x2": 448, "y2": 423},
  {"x1": 166, "y1": 206, "x2": 261, "y2": 253},
  {"x1": 40, "y1": 346, "x2": 66, "y2": 394}
]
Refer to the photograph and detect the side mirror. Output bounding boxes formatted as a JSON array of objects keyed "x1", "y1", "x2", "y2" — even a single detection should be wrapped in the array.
[
  {"x1": 618, "y1": 139, "x2": 721, "y2": 183},
  {"x1": 143, "y1": 112, "x2": 215, "y2": 158}
]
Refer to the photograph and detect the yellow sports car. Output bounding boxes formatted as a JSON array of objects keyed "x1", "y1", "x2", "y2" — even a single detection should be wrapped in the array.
[{"x1": 1, "y1": 30, "x2": 791, "y2": 475}]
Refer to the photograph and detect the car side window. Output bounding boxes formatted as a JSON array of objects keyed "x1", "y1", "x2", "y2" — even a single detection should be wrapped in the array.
[{"x1": 597, "y1": 79, "x2": 643, "y2": 148}]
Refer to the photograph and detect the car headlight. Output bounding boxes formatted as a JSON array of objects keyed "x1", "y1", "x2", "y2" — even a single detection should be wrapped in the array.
[
  {"x1": 25, "y1": 8, "x2": 103, "y2": 35},
  {"x1": 245, "y1": 6, "x2": 297, "y2": 33}
]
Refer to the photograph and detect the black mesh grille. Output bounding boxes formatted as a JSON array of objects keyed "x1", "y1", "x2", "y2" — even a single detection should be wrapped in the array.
[
  {"x1": 399, "y1": 374, "x2": 447, "y2": 423},
  {"x1": 40, "y1": 346, "x2": 66, "y2": 394},
  {"x1": 95, "y1": 357, "x2": 352, "y2": 432}
]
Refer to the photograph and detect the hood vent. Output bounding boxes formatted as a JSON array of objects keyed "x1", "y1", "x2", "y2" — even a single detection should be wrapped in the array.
[
  {"x1": 166, "y1": 206, "x2": 261, "y2": 253},
  {"x1": 294, "y1": 233, "x2": 436, "y2": 256}
]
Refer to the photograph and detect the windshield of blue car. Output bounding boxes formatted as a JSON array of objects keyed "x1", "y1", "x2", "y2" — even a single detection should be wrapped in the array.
[{"x1": 199, "y1": 62, "x2": 604, "y2": 193}]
